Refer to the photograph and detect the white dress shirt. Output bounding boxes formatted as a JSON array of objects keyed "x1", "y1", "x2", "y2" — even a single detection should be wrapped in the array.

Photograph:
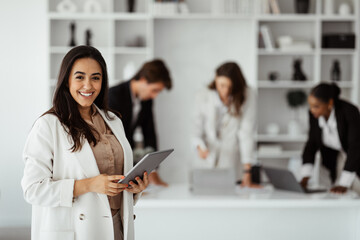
[
  {"x1": 301, "y1": 108, "x2": 356, "y2": 187},
  {"x1": 130, "y1": 89, "x2": 141, "y2": 127},
  {"x1": 214, "y1": 92, "x2": 229, "y2": 138}
]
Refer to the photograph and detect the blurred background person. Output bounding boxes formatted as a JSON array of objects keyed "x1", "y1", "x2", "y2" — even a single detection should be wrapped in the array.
[
  {"x1": 301, "y1": 83, "x2": 360, "y2": 194},
  {"x1": 192, "y1": 62, "x2": 259, "y2": 187},
  {"x1": 109, "y1": 59, "x2": 172, "y2": 187}
]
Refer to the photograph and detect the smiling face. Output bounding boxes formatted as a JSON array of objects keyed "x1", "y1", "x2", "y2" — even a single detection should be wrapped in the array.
[{"x1": 68, "y1": 58, "x2": 102, "y2": 113}]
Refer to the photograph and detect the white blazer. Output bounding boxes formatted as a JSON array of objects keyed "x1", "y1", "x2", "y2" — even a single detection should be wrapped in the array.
[
  {"x1": 21, "y1": 106, "x2": 140, "y2": 240},
  {"x1": 192, "y1": 87, "x2": 257, "y2": 170}
]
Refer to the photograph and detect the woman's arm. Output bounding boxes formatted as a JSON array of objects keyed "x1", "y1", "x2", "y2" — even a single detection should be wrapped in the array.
[
  {"x1": 21, "y1": 117, "x2": 75, "y2": 208},
  {"x1": 192, "y1": 91, "x2": 208, "y2": 156}
]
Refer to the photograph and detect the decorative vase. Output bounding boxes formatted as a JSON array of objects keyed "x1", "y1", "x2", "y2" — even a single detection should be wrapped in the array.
[
  {"x1": 292, "y1": 58, "x2": 307, "y2": 81},
  {"x1": 288, "y1": 119, "x2": 301, "y2": 136},
  {"x1": 339, "y1": 3, "x2": 351, "y2": 16},
  {"x1": 85, "y1": 29, "x2": 92, "y2": 46},
  {"x1": 295, "y1": 0, "x2": 309, "y2": 14},
  {"x1": 69, "y1": 22, "x2": 77, "y2": 47},
  {"x1": 127, "y1": 0, "x2": 136, "y2": 13},
  {"x1": 331, "y1": 60, "x2": 341, "y2": 81}
]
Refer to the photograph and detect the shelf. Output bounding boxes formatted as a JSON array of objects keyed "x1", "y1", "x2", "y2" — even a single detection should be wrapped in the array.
[
  {"x1": 50, "y1": 46, "x2": 109, "y2": 54},
  {"x1": 257, "y1": 150, "x2": 302, "y2": 159},
  {"x1": 112, "y1": 13, "x2": 151, "y2": 20},
  {"x1": 153, "y1": 14, "x2": 253, "y2": 20},
  {"x1": 258, "y1": 80, "x2": 315, "y2": 89},
  {"x1": 320, "y1": 15, "x2": 357, "y2": 21},
  {"x1": 49, "y1": 12, "x2": 150, "y2": 20},
  {"x1": 49, "y1": 13, "x2": 111, "y2": 20},
  {"x1": 321, "y1": 49, "x2": 356, "y2": 55},
  {"x1": 257, "y1": 14, "x2": 317, "y2": 22},
  {"x1": 113, "y1": 47, "x2": 150, "y2": 55},
  {"x1": 257, "y1": 134, "x2": 307, "y2": 142},
  {"x1": 258, "y1": 49, "x2": 315, "y2": 55}
]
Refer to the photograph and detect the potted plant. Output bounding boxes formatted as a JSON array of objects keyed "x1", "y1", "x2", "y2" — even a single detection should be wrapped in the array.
[{"x1": 286, "y1": 90, "x2": 307, "y2": 136}]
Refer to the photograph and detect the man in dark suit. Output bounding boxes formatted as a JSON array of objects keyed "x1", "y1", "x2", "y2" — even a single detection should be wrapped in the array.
[{"x1": 109, "y1": 59, "x2": 172, "y2": 186}]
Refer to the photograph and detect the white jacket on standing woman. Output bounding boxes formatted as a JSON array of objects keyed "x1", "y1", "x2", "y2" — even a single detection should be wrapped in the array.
[
  {"x1": 192, "y1": 87, "x2": 257, "y2": 171},
  {"x1": 21, "y1": 106, "x2": 140, "y2": 240}
]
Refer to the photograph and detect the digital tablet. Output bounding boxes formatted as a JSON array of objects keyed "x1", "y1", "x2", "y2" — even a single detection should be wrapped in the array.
[{"x1": 118, "y1": 149, "x2": 174, "y2": 185}]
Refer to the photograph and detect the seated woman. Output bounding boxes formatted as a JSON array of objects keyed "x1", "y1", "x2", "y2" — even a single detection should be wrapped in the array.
[
  {"x1": 301, "y1": 83, "x2": 360, "y2": 194},
  {"x1": 192, "y1": 62, "x2": 259, "y2": 187}
]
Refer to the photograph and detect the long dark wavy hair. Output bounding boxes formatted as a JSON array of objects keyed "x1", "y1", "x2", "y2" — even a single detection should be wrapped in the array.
[
  {"x1": 44, "y1": 45, "x2": 114, "y2": 152},
  {"x1": 208, "y1": 62, "x2": 248, "y2": 116}
]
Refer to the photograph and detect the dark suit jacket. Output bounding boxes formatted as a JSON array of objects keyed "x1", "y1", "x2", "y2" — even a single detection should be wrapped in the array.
[
  {"x1": 108, "y1": 80, "x2": 157, "y2": 150},
  {"x1": 302, "y1": 99, "x2": 360, "y2": 182}
]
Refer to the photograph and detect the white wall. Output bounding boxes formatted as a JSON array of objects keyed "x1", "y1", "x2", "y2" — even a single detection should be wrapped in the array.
[
  {"x1": 153, "y1": 19, "x2": 256, "y2": 184},
  {"x1": 0, "y1": 0, "x2": 48, "y2": 226}
]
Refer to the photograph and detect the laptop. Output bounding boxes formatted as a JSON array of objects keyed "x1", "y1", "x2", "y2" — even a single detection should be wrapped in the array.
[
  {"x1": 263, "y1": 167, "x2": 327, "y2": 194},
  {"x1": 190, "y1": 169, "x2": 237, "y2": 195}
]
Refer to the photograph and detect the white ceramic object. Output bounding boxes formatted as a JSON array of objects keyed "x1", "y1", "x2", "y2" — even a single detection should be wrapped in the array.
[
  {"x1": 288, "y1": 119, "x2": 301, "y2": 136},
  {"x1": 83, "y1": 0, "x2": 102, "y2": 13},
  {"x1": 56, "y1": 0, "x2": 77, "y2": 13},
  {"x1": 339, "y1": 3, "x2": 351, "y2": 16},
  {"x1": 265, "y1": 122, "x2": 280, "y2": 135}
]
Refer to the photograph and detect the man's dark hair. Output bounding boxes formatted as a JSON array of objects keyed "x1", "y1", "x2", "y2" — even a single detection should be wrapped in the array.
[{"x1": 132, "y1": 59, "x2": 172, "y2": 90}]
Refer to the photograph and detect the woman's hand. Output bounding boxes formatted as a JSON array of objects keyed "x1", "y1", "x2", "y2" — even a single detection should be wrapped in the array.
[
  {"x1": 300, "y1": 177, "x2": 310, "y2": 190},
  {"x1": 241, "y1": 173, "x2": 262, "y2": 188},
  {"x1": 197, "y1": 146, "x2": 209, "y2": 159},
  {"x1": 125, "y1": 172, "x2": 149, "y2": 194},
  {"x1": 88, "y1": 174, "x2": 128, "y2": 197},
  {"x1": 330, "y1": 186, "x2": 348, "y2": 194}
]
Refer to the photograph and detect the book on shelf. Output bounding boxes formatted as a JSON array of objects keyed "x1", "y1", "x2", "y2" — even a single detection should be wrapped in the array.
[
  {"x1": 269, "y1": 0, "x2": 281, "y2": 14},
  {"x1": 260, "y1": 25, "x2": 275, "y2": 51}
]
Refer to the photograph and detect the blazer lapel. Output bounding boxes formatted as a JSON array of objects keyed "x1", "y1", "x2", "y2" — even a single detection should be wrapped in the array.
[
  {"x1": 73, "y1": 134, "x2": 110, "y2": 210},
  {"x1": 73, "y1": 141, "x2": 100, "y2": 178}
]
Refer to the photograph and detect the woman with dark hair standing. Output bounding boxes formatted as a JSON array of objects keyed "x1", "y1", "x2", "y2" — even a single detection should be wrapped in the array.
[
  {"x1": 192, "y1": 62, "x2": 258, "y2": 187},
  {"x1": 301, "y1": 83, "x2": 360, "y2": 194},
  {"x1": 21, "y1": 46, "x2": 148, "y2": 240}
]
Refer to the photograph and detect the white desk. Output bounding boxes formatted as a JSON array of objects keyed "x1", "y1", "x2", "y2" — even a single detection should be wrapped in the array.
[{"x1": 134, "y1": 184, "x2": 360, "y2": 240}]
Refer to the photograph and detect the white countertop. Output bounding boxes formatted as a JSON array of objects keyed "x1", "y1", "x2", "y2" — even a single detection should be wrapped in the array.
[{"x1": 135, "y1": 184, "x2": 360, "y2": 209}]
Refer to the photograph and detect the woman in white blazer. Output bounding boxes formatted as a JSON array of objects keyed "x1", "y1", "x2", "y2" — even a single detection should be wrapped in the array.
[
  {"x1": 21, "y1": 46, "x2": 148, "y2": 240},
  {"x1": 192, "y1": 62, "x2": 258, "y2": 187}
]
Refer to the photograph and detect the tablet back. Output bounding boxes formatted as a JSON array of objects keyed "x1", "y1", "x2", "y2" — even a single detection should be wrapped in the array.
[{"x1": 120, "y1": 149, "x2": 174, "y2": 184}]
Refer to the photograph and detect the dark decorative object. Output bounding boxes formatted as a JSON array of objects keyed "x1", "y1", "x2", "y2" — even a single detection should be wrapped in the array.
[
  {"x1": 85, "y1": 29, "x2": 92, "y2": 46},
  {"x1": 292, "y1": 58, "x2": 307, "y2": 81},
  {"x1": 295, "y1": 0, "x2": 309, "y2": 14},
  {"x1": 127, "y1": 0, "x2": 136, "y2": 13},
  {"x1": 268, "y1": 72, "x2": 279, "y2": 81},
  {"x1": 286, "y1": 90, "x2": 307, "y2": 108},
  {"x1": 322, "y1": 34, "x2": 355, "y2": 49},
  {"x1": 331, "y1": 60, "x2": 341, "y2": 81},
  {"x1": 69, "y1": 22, "x2": 77, "y2": 47}
]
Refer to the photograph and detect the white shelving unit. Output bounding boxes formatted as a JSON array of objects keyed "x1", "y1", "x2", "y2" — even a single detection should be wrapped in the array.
[
  {"x1": 255, "y1": 0, "x2": 359, "y2": 165},
  {"x1": 48, "y1": 0, "x2": 359, "y2": 166}
]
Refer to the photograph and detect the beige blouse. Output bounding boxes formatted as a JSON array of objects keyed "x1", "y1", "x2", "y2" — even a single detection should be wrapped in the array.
[{"x1": 85, "y1": 106, "x2": 124, "y2": 216}]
